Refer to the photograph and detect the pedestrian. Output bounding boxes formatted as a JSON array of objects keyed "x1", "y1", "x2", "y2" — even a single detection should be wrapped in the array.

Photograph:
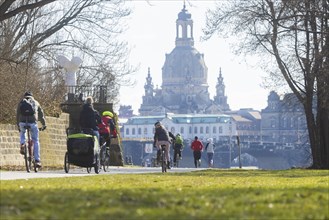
[
  {"x1": 16, "y1": 91, "x2": 47, "y2": 167},
  {"x1": 191, "y1": 136, "x2": 204, "y2": 168},
  {"x1": 79, "y1": 96, "x2": 102, "y2": 145},
  {"x1": 205, "y1": 138, "x2": 215, "y2": 168}
]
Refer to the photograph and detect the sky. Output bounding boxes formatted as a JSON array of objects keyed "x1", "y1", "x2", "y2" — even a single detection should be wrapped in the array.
[{"x1": 118, "y1": 0, "x2": 269, "y2": 114}]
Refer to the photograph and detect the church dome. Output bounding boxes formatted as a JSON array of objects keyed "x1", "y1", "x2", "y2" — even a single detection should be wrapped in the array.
[{"x1": 162, "y1": 46, "x2": 207, "y2": 85}]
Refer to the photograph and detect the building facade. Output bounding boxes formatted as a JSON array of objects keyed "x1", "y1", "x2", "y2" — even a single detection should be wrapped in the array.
[{"x1": 138, "y1": 5, "x2": 230, "y2": 116}]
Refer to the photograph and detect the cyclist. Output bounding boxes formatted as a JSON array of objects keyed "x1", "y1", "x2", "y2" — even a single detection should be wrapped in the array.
[
  {"x1": 79, "y1": 96, "x2": 102, "y2": 144},
  {"x1": 153, "y1": 121, "x2": 173, "y2": 169},
  {"x1": 173, "y1": 133, "x2": 184, "y2": 166},
  {"x1": 98, "y1": 111, "x2": 116, "y2": 148},
  {"x1": 16, "y1": 91, "x2": 46, "y2": 167},
  {"x1": 191, "y1": 136, "x2": 204, "y2": 168}
]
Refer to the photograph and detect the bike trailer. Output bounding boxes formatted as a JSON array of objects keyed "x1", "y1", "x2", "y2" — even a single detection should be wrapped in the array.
[{"x1": 66, "y1": 133, "x2": 99, "y2": 167}]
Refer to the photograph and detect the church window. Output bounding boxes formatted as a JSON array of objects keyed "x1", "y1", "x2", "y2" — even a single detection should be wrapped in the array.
[
  {"x1": 180, "y1": 127, "x2": 184, "y2": 134},
  {"x1": 132, "y1": 128, "x2": 135, "y2": 135},
  {"x1": 187, "y1": 24, "x2": 192, "y2": 38},
  {"x1": 213, "y1": 127, "x2": 216, "y2": 133},
  {"x1": 270, "y1": 118, "x2": 276, "y2": 128},
  {"x1": 194, "y1": 127, "x2": 198, "y2": 133},
  {"x1": 206, "y1": 126, "x2": 209, "y2": 134},
  {"x1": 178, "y1": 25, "x2": 183, "y2": 38},
  {"x1": 138, "y1": 128, "x2": 142, "y2": 135},
  {"x1": 200, "y1": 127, "x2": 204, "y2": 134},
  {"x1": 126, "y1": 128, "x2": 129, "y2": 135}
]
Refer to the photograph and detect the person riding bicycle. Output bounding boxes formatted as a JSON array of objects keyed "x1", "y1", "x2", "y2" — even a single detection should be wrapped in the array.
[
  {"x1": 98, "y1": 111, "x2": 116, "y2": 148},
  {"x1": 16, "y1": 91, "x2": 46, "y2": 167},
  {"x1": 79, "y1": 96, "x2": 102, "y2": 145},
  {"x1": 153, "y1": 121, "x2": 174, "y2": 169},
  {"x1": 173, "y1": 133, "x2": 184, "y2": 165}
]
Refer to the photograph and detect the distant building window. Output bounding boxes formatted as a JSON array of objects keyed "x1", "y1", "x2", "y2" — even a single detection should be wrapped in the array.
[
  {"x1": 290, "y1": 118, "x2": 294, "y2": 128},
  {"x1": 206, "y1": 126, "x2": 209, "y2": 134},
  {"x1": 271, "y1": 119, "x2": 276, "y2": 128},
  {"x1": 213, "y1": 127, "x2": 216, "y2": 133},
  {"x1": 132, "y1": 128, "x2": 135, "y2": 135},
  {"x1": 194, "y1": 127, "x2": 198, "y2": 134},
  {"x1": 189, "y1": 126, "x2": 192, "y2": 134},
  {"x1": 126, "y1": 128, "x2": 129, "y2": 135},
  {"x1": 138, "y1": 128, "x2": 142, "y2": 135},
  {"x1": 282, "y1": 117, "x2": 287, "y2": 128},
  {"x1": 144, "y1": 128, "x2": 147, "y2": 135},
  {"x1": 180, "y1": 127, "x2": 184, "y2": 134},
  {"x1": 218, "y1": 126, "x2": 223, "y2": 134},
  {"x1": 200, "y1": 127, "x2": 204, "y2": 134}
]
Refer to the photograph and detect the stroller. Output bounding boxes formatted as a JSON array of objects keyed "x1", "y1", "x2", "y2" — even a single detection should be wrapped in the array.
[{"x1": 64, "y1": 128, "x2": 100, "y2": 174}]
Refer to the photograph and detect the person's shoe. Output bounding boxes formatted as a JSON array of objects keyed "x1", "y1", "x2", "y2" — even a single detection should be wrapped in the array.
[
  {"x1": 20, "y1": 144, "x2": 25, "y2": 155},
  {"x1": 167, "y1": 163, "x2": 171, "y2": 169},
  {"x1": 198, "y1": 159, "x2": 201, "y2": 167},
  {"x1": 35, "y1": 161, "x2": 42, "y2": 168},
  {"x1": 179, "y1": 156, "x2": 182, "y2": 160}
]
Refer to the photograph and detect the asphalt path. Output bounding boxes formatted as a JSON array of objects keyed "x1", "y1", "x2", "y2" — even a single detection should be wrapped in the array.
[{"x1": 0, "y1": 167, "x2": 206, "y2": 180}]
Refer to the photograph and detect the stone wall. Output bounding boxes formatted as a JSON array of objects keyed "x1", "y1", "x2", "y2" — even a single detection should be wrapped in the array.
[{"x1": 0, "y1": 113, "x2": 69, "y2": 168}]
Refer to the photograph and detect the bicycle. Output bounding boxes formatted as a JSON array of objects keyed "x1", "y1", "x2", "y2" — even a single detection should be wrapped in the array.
[
  {"x1": 22, "y1": 125, "x2": 45, "y2": 173},
  {"x1": 173, "y1": 150, "x2": 180, "y2": 168},
  {"x1": 100, "y1": 141, "x2": 110, "y2": 172}
]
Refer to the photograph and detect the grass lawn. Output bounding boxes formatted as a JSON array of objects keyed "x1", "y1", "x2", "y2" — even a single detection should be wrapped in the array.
[{"x1": 0, "y1": 169, "x2": 328, "y2": 220}]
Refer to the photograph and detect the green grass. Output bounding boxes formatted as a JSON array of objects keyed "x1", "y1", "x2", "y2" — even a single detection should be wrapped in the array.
[{"x1": 1, "y1": 169, "x2": 328, "y2": 220}]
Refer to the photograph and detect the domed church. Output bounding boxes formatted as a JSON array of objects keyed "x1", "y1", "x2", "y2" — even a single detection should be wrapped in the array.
[{"x1": 139, "y1": 4, "x2": 230, "y2": 116}]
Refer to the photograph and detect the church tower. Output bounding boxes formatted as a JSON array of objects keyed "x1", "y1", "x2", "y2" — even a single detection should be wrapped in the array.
[
  {"x1": 160, "y1": 3, "x2": 211, "y2": 114},
  {"x1": 213, "y1": 68, "x2": 230, "y2": 111},
  {"x1": 138, "y1": 4, "x2": 230, "y2": 116}
]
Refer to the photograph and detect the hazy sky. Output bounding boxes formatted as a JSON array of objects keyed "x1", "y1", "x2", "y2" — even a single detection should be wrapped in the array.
[{"x1": 119, "y1": 0, "x2": 269, "y2": 114}]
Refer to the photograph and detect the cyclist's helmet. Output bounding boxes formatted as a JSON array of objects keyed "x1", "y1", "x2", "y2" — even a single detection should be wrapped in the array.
[
  {"x1": 102, "y1": 111, "x2": 113, "y2": 117},
  {"x1": 24, "y1": 91, "x2": 33, "y2": 97}
]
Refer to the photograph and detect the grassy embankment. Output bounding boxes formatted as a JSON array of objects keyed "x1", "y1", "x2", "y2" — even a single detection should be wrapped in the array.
[{"x1": 1, "y1": 169, "x2": 328, "y2": 219}]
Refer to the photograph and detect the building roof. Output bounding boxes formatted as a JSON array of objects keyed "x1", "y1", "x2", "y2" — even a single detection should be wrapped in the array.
[{"x1": 125, "y1": 114, "x2": 232, "y2": 125}]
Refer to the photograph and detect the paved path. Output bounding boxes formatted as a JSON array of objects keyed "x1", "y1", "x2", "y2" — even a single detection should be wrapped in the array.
[{"x1": 0, "y1": 167, "x2": 206, "y2": 180}]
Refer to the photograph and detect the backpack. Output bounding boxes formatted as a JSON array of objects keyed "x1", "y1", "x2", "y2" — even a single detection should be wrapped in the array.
[
  {"x1": 20, "y1": 98, "x2": 35, "y2": 116},
  {"x1": 175, "y1": 135, "x2": 183, "y2": 145}
]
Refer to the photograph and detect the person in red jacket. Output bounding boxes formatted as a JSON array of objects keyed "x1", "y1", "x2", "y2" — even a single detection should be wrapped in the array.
[
  {"x1": 98, "y1": 111, "x2": 116, "y2": 148},
  {"x1": 191, "y1": 136, "x2": 204, "y2": 168}
]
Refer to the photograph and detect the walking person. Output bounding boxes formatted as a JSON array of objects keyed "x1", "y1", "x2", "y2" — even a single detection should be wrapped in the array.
[
  {"x1": 16, "y1": 91, "x2": 47, "y2": 167},
  {"x1": 191, "y1": 136, "x2": 204, "y2": 168},
  {"x1": 205, "y1": 138, "x2": 215, "y2": 168}
]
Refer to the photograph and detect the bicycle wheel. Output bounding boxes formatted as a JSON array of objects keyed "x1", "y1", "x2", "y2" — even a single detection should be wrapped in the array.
[
  {"x1": 161, "y1": 149, "x2": 166, "y2": 173},
  {"x1": 175, "y1": 153, "x2": 179, "y2": 168},
  {"x1": 102, "y1": 149, "x2": 110, "y2": 172},
  {"x1": 33, "y1": 159, "x2": 39, "y2": 173},
  {"x1": 24, "y1": 144, "x2": 31, "y2": 173},
  {"x1": 64, "y1": 152, "x2": 70, "y2": 173}
]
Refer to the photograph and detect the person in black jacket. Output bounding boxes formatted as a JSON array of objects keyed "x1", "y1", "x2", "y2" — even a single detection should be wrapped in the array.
[
  {"x1": 153, "y1": 121, "x2": 174, "y2": 169},
  {"x1": 79, "y1": 96, "x2": 102, "y2": 144}
]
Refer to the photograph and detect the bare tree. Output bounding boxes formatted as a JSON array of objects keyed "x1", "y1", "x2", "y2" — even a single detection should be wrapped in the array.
[
  {"x1": 0, "y1": 0, "x2": 135, "y2": 123},
  {"x1": 203, "y1": 0, "x2": 329, "y2": 169}
]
